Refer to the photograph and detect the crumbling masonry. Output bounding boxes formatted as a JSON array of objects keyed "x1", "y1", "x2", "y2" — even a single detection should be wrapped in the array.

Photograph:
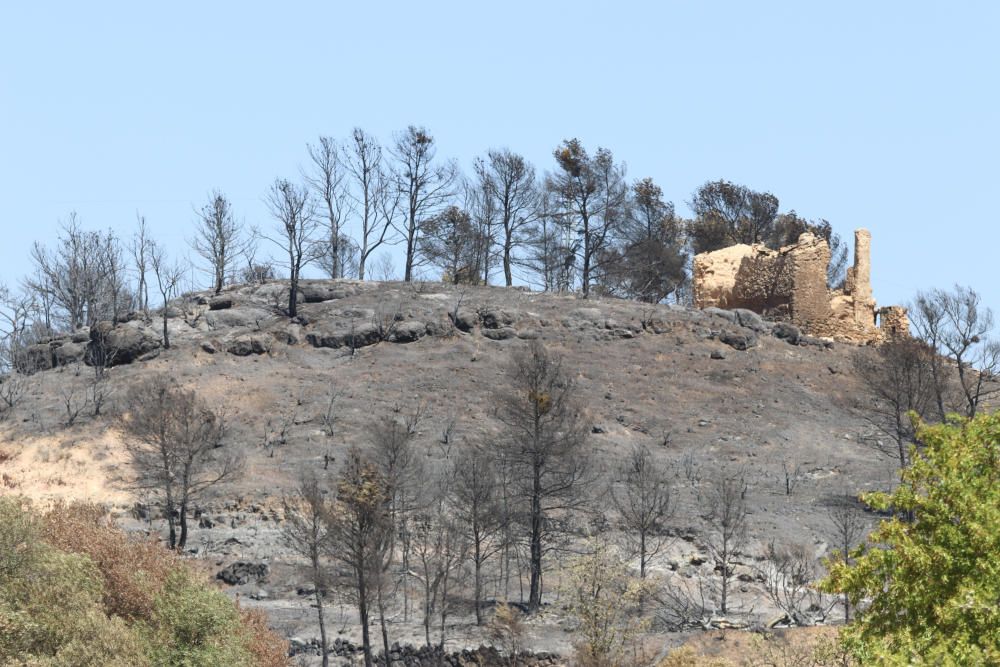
[{"x1": 692, "y1": 229, "x2": 907, "y2": 344}]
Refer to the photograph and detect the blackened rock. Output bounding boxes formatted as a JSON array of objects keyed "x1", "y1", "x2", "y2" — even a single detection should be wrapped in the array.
[
  {"x1": 719, "y1": 330, "x2": 758, "y2": 351},
  {"x1": 389, "y1": 320, "x2": 427, "y2": 343},
  {"x1": 227, "y1": 335, "x2": 270, "y2": 356},
  {"x1": 449, "y1": 309, "x2": 479, "y2": 332},
  {"x1": 216, "y1": 561, "x2": 269, "y2": 586},
  {"x1": 771, "y1": 322, "x2": 801, "y2": 345},
  {"x1": 208, "y1": 296, "x2": 233, "y2": 310},
  {"x1": 87, "y1": 321, "x2": 161, "y2": 367},
  {"x1": 733, "y1": 308, "x2": 769, "y2": 332}
]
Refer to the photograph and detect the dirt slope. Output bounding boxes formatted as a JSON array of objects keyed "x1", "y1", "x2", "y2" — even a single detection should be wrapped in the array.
[{"x1": 0, "y1": 279, "x2": 894, "y2": 660}]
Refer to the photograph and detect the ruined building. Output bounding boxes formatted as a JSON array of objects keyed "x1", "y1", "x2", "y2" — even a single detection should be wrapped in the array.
[{"x1": 692, "y1": 229, "x2": 907, "y2": 344}]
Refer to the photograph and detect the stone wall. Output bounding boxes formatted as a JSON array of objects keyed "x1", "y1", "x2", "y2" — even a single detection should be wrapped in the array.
[
  {"x1": 878, "y1": 306, "x2": 910, "y2": 341},
  {"x1": 692, "y1": 229, "x2": 906, "y2": 344}
]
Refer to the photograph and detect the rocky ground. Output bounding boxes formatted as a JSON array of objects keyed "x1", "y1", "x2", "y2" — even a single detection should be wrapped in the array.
[{"x1": 0, "y1": 279, "x2": 900, "y2": 665}]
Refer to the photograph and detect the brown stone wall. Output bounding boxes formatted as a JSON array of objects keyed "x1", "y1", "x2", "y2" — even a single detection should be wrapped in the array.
[
  {"x1": 692, "y1": 243, "x2": 759, "y2": 309},
  {"x1": 691, "y1": 228, "x2": 904, "y2": 345},
  {"x1": 878, "y1": 306, "x2": 909, "y2": 340},
  {"x1": 785, "y1": 233, "x2": 832, "y2": 331}
]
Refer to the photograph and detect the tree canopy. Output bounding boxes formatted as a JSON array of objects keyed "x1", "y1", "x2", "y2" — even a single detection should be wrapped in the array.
[{"x1": 823, "y1": 412, "x2": 1000, "y2": 664}]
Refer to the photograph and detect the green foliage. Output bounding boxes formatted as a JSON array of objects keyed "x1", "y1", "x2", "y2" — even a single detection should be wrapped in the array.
[
  {"x1": 146, "y1": 569, "x2": 253, "y2": 667},
  {"x1": 822, "y1": 412, "x2": 1000, "y2": 664},
  {"x1": 0, "y1": 497, "x2": 287, "y2": 667},
  {"x1": 0, "y1": 529, "x2": 146, "y2": 666}
]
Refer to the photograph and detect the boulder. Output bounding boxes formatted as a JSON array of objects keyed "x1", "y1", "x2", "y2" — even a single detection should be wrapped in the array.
[
  {"x1": 389, "y1": 320, "x2": 427, "y2": 343},
  {"x1": 771, "y1": 322, "x2": 801, "y2": 345},
  {"x1": 87, "y1": 322, "x2": 161, "y2": 367},
  {"x1": 298, "y1": 283, "x2": 350, "y2": 303},
  {"x1": 227, "y1": 336, "x2": 270, "y2": 356},
  {"x1": 450, "y1": 309, "x2": 479, "y2": 332},
  {"x1": 732, "y1": 308, "x2": 769, "y2": 332},
  {"x1": 216, "y1": 561, "x2": 269, "y2": 586},
  {"x1": 52, "y1": 341, "x2": 86, "y2": 366},
  {"x1": 208, "y1": 296, "x2": 233, "y2": 310},
  {"x1": 481, "y1": 309, "x2": 516, "y2": 329},
  {"x1": 306, "y1": 323, "x2": 381, "y2": 350},
  {"x1": 205, "y1": 307, "x2": 273, "y2": 330},
  {"x1": 719, "y1": 330, "x2": 757, "y2": 351}
]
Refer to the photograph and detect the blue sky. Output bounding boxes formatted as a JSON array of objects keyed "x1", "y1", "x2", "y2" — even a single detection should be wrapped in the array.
[{"x1": 1, "y1": 2, "x2": 997, "y2": 313}]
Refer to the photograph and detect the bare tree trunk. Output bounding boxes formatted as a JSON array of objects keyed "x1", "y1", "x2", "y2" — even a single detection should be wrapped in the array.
[
  {"x1": 288, "y1": 256, "x2": 299, "y2": 317},
  {"x1": 377, "y1": 583, "x2": 390, "y2": 666},
  {"x1": 161, "y1": 308, "x2": 169, "y2": 349},
  {"x1": 178, "y1": 500, "x2": 188, "y2": 549},
  {"x1": 528, "y1": 474, "x2": 543, "y2": 611},
  {"x1": 315, "y1": 585, "x2": 329, "y2": 667},
  {"x1": 504, "y1": 241, "x2": 514, "y2": 287},
  {"x1": 474, "y1": 543, "x2": 483, "y2": 625},
  {"x1": 357, "y1": 572, "x2": 373, "y2": 667},
  {"x1": 166, "y1": 501, "x2": 178, "y2": 550}
]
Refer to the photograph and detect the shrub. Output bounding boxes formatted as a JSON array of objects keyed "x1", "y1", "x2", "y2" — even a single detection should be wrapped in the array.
[{"x1": 0, "y1": 497, "x2": 288, "y2": 666}]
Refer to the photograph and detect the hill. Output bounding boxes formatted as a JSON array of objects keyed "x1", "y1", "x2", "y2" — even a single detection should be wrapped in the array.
[{"x1": 0, "y1": 279, "x2": 894, "y2": 663}]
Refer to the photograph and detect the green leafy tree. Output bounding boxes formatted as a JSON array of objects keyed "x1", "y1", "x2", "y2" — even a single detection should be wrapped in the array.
[{"x1": 822, "y1": 412, "x2": 1000, "y2": 664}]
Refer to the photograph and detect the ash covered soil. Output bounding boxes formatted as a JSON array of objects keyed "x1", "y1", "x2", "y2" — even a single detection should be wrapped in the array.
[{"x1": 0, "y1": 279, "x2": 896, "y2": 662}]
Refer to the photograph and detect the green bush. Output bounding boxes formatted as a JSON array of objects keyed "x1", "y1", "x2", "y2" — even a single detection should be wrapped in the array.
[{"x1": 0, "y1": 498, "x2": 287, "y2": 666}]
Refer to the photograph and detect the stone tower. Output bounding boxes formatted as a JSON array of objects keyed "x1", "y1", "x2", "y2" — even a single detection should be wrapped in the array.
[{"x1": 845, "y1": 229, "x2": 875, "y2": 327}]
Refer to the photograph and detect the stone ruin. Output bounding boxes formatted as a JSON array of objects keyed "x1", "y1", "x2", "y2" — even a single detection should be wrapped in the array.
[{"x1": 692, "y1": 229, "x2": 907, "y2": 344}]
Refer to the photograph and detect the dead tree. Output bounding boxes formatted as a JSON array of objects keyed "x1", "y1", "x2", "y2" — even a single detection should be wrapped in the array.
[
  {"x1": 304, "y1": 136, "x2": 353, "y2": 279},
  {"x1": 343, "y1": 128, "x2": 399, "y2": 280},
  {"x1": 29, "y1": 213, "x2": 130, "y2": 329},
  {"x1": 120, "y1": 374, "x2": 241, "y2": 549},
  {"x1": 853, "y1": 338, "x2": 937, "y2": 476},
  {"x1": 0, "y1": 284, "x2": 34, "y2": 374},
  {"x1": 130, "y1": 214, "x2": 152, "y2": 318},
  {"x1": 282, "y1": 473, "x2": 333, "y2": 667},
  {"x1": 912, "y1": 285, "x2": 1000, "y2": 419},
  {"x1": 474, "y1": 150, "x2": 539, "y2": 287},
  {"x1": 390, "y1": 126, "x2": 458, "y2": 281},
  {"x1": 450, "y1": 443, "x2": 506, "y2": 624},
  {"x1": 826, "y1": 496, "x2": 868, "y2": 622},
  {"x1": 613, "y1": 443, "x2": 674, "y2": 588},
  {"x1": 702, "y1": 471, "x2": 750, "y2": 616},
  {"x1": 191, "y1": 190, "x2": 244, "y2": 294},
  {"x1": 370, "y1": 408, "x2": 425, "y2": 621},
  {"x1": 327, "y1": 446, "x2": 394, "y2": 667},
  {"x1": 757, "y1": 541, "x2": 820, "y2": 626},
  {"x1": 262, "y1": 178, "x2": 322, "y2": 318},
  {"x1": 149, "y1": 240, "x2": 184, "y2": 349},
  {"x1": 411, "y1": 471, "x2": 468, "y2": 649},
  {"x1": 495, "y1": 341, "x2": 591, "y2": 611}
]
